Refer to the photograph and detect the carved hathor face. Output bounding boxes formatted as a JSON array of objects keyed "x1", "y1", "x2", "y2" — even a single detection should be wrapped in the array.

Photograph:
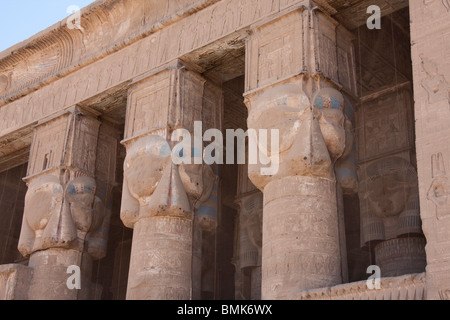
[
  {"x1": 124, "y1": 135, "x2": 172, "y2": 203},
  {"x1": 365, "y1": 174, "x2": 409, "y2": 218},
  {"x1": 247, "y1": 84, "x2": 348, "y2": 187},
  {"x1": 124, "y1": 134, "x2": 215, "y2": 207},
  {"x1": 360, "y1": 158, "x2": 415, "y2": 219}
]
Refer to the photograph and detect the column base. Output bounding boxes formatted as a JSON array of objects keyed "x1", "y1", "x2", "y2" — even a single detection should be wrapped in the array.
[{"x1": 375, "y1": 237, "x2": 426, "y2": 278}]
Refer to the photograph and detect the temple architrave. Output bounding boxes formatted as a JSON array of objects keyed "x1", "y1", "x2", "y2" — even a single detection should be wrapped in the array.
[{"x1": 0, "y1": 0, "x2": 449, "y2": 300}]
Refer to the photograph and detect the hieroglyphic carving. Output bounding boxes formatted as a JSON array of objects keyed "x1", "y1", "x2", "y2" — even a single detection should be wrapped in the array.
[
  {"x1": 357, "y1": 90, "x2": 413, "y2": 162},
  {"x1": 125, "y1": 64, "x2": 221, "y2": 142},
  {"x1": 27, "y1": 118, "x2": 68, "y2": 176},
  {"x1": 121, "y1": 133, "x2": 216, "y2": 300},
  {"x1": 0, "y1": 30, "x2": 73, "y2": 101},
  {"x1": 125, "y1": 71, "x2": 173, "y2": 139},
  {"x1": 420, "y1": 55, "x2": 450, "y2": 106},
  {"x1": 27, "y1": 109, "x2": 101, "y2": 177},
  {"x1": 246, "y1": 8, "x2": 306, "y2": 92},
  {"x1": 18, "y1": 107, "x2": 117, "y2": 264},
  {"x1": 1, "y1": 0, "x2": 308, "y2": 138},
  {"x1": 428, "y1": 153, "x2": 450, "y2": 220},
  {"x1": 245, "y1": 83, "x2": 354, "y2": 298},
  {"x1": 298, "y1": 273, "x2": 426, "y2": 300}
]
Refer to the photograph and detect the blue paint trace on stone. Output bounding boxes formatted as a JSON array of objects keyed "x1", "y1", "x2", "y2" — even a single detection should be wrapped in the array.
[
  {"x1": 331, "y1": 97, "x2": 341, "y2": 110},
  {"x1": 199, "y1": 205, "x2": 217, "y2": 219},
  {"x1": 315, "y1": 97, "x2": 324, "y2": 109},
  {"x1": 277, "y1": 97, "x2": 288, "y2": 106},
  {"x1": 159, "y1": 142, "x2": 171, "y2": 158},
  {"x1": 67, "y1": 184, "x2": 77, "y2": 195}
]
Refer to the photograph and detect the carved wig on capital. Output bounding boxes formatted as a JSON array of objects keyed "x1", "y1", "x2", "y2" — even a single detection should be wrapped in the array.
[{"x1": 18, "y1": 174, "x2": 109, "y2": 259}]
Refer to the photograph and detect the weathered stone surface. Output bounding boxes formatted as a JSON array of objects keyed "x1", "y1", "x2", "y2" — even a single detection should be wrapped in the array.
[
  {"x1": 0, "y1": 264, "x2": 32, "y2": 300},
  {"x1": 410, "y1": 0, "x2": 450, "y2": 300},
  {"x1": 0, "y1": 0, "x2": 305, "y2": 140},
  {"x1": 243, "y1": 6, "x2": 357, "y2": 299},
  {"x1": 298, "y1": 272, "x2": 426, "y2": 300},
  {"x1": 0, "y1": 0, "x2": 447, "y2": 301},
  {"x1": 13, "y1": 107, "x2": 119, "y2": 300},
  {"x1": 374, "y1": 238, "x2": 427, "y2": 278},
  {"x1": 121, "y1": 63, "x2": 220, "y2": 300}
]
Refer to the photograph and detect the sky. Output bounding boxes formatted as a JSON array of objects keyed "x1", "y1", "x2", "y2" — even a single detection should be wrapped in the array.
[{"x1": 0, "y1": 0, "x2": 96, "y2": 53}]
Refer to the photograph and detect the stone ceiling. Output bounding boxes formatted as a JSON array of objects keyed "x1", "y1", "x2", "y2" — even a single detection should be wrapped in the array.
[{"x1": 326, "y1": 0, "x2": 409, "y2": 29}]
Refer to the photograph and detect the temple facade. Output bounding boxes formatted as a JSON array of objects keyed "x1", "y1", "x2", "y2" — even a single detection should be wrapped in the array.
[{"x1": 0, "y1": 0, "x2": 449, "y2": 300}]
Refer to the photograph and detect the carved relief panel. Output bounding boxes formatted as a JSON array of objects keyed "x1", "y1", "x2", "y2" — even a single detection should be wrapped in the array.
[
  {"x1": 246, "y1": 9, "x2": 306, "y2": 92},
  {"x1": 246, "y1": 7, "x2": 357, "y2": 96},
  {"x1": 356, "y1": 89, "x2": 413, "y2": 162},
  {"x1": 125, "y1": 62, "x2": 222, "y2": 141},
  {"x1": 27, "y1": 108, "x2": 101, "y2": 178},
  {"x1": 18, "y1": 107, "x2": 116, "y2": 260}
]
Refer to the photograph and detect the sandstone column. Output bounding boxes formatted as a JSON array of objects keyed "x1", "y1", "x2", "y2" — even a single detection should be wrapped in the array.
[
  {"x1": 409, "y1": 1, "x2": 450, "y2": 300},
  {"x1": 357, "y1": 88, "x2": 426, "y2": 277},
  {"x1": 121, "y1": 60, "x2": 222, "y2": 300},
  {"x1": 244, "y1": 5, "x2": 358, "y2": 299},
  {"x1": 18, "y1": 107, "x2": 118, "y2": 300}
]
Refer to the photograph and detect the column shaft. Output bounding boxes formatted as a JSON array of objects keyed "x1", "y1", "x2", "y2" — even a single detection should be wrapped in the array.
[
  {"x1": 262, "y1": 176, "x2": 341, "y2": 299},
  {"x1": 127, "y1": 217, "x2": 193, "y2": 300}
]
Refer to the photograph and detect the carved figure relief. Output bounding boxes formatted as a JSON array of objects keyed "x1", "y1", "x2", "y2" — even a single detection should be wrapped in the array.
[
  {"x1": 358, "y1": 91, "x2": 412, "y2": 161},
  {"x1": 428, "y1": 153, "x2": 450, "y2": 220},
  {"x1": 420, "y1": 54, "x2": 450, "y2": 106},
  {"x1": 359, "y1": 157, "x2": 422, "y2": 244},
  {"x1": 18, "y1": 175, "x2": 108, "y2": 259}
]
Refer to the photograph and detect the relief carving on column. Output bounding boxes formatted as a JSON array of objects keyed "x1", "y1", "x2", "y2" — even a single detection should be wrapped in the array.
[
  {"x1": 245, "y1": 83, "x2": 353, "y2": 297},
  {"x1": 247, "y1": 84, "x2": 353, "y2": 189},
  {"x1": 120, "y1": 134, "x2": 216, "y2": 229},
  {"x1": 18, "y1": 108, "x2": 115, "y2": 260},
  {"x1": 428, "y1": 153, "x2": 450, "y2": 220},
  {"x1": 18, "y1": 175, "x2": 107, "y2": 258},
  {"x1": 420, "y1": 55, "x2": 450, "y2": 106},
  {"x1": 359, "y1": 157, "x2": 422, "y2": 242},
  {"x1": 357, "y1": 90, "x2": 414, "y2": 162},
  {"x1": 359, "y1": 156, "x2": 426, "y2": 277}
]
